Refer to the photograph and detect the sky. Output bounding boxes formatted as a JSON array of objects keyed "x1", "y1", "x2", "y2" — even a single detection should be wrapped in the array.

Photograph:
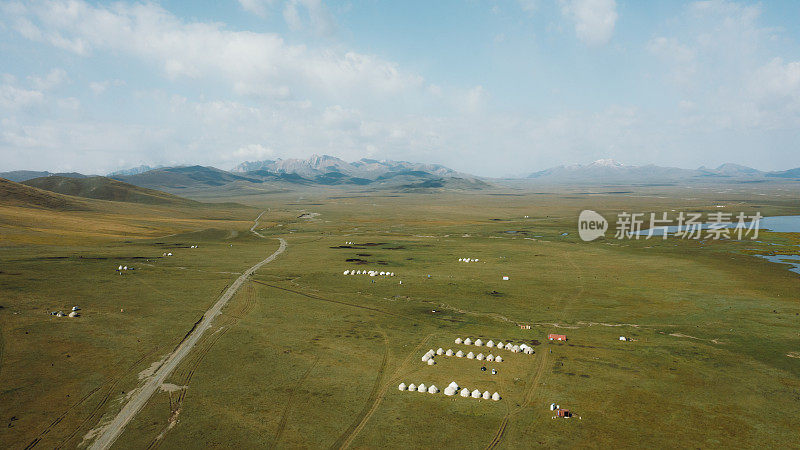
[{"x1": 1, "y1": 0, "x2": 800, "y2": 177}]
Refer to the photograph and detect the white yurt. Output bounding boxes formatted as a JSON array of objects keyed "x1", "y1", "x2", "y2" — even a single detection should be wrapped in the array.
[
  {"x1": 486, "y1": 354, "x2": 494, "y2": 361},
  {"x1": 505, "y1": 343, "x2": 514, "y2": 350},
  {"x1": 492, "y1": 392, "x2": 501, "y2": 401},
  {"x1": 460, "y1": 388, "x2": 470, "y2": 397},
  {"x1": 418, "y1": 383, "x2": 427, "y2": 393},
  {"x1": 390, "y1": 272, "x2": 395, "y2": 276},
  {"x1": 444, "y1": 386, "x2": 456, "y2": 396},
  {"x1": 380, "y1": 271, "x2": 385, "y2": 276},
  {"x1": 436, "y1": 348, "x2": 444, "y2": 355},
  {"x1": 448, "y1": 381, "x2": 459, "y2": 390},
  {"x1": 408, "y1": 383, "x2": 417, "y2": 392},
  {"x1": 456, "y1": 350, "x2": 464, "y2": 358},
  {"x1": 446, "y1": 349, "x2": 454, "y2": 356},
  {"x1": 495, "y1": 356, "x2": 503, "y2": 362},
  {"x1": 482, "y1": 391, "x2": 491, "y2": 399},
  {"x1": 475, "y1": 339, "x2": 483, "y2": 346},
  {"x1": 428, "y1": 385, "x2": 438, "y2": 394},
  {"x1": 117, "y1": 265, "x2": 123, "y2": 271},
  {"x1": 343, "y1": 270, "x2": 350, "y2": 275},
  {"x1": 496, "y1": 341, "x2": 504, "y2": 349},
  {"x1": 398, "y1": 382, "x2": 407, "y2": 391},
  {"x1": 471, "y1": 389, "x2": 481, "y2": 398},
  {"x1": 466, "y1": 352, "x2": 475, "y2": 359},
  {"x1": 476, "y1": 353, "x2": 485, "y2": 361},
  {"x1": 455, "y1": 337, "x2": 463, "y2": 344},
  {"x1": 427, "y1": 358, "x2": 436, "y2": 366},
  {"x1": 512, "y1": 345, "x2": 520, "y2": 353},
  {"x1": 370, "y1": 272, "x2": 376, "y2": 277},
  {"x1": 486, "y1": 340, "x2": 495, "y2": 348},
  {"x1": 520, "y1": 344, "x2": 528, "y2": 351},
  {"x1": 422, "y1": 353, "x2": 432, "y2": 362},
  {"x1": 464, "y1": 338, "x2": 473, "y2": 345},
  {"x1": 68, "y1": 311, "x2": 78, "y2": 318},
  {"x1": 525, "y1": 348, "x2": 534, "y2": 355}
]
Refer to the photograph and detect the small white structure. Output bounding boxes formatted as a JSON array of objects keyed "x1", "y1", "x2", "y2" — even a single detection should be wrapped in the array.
[
  {"x1": 476, "y1": 353, "x2": 485, "y2": 361},
  {"x1": 524, "y1": 348, "x2": 534, "y2": 355},
  {"x1": 455, "y1": 337, "x2": 463, "y2": 344},
  {"x1": 475, "y1": 339, "x2": 483, "y2": 346},
  {"x1": 117, "y1": 265, "x2": 123, "y2": 271},
  {"x1": 482, "y1": 391, "x2": 491, "y2": 400},
  {"x1": 427, "y1": 358, "x2": 436, "y2": 366},
  {"x1": 456, "y1": 350, "x2": 464, "y2": 358},
  {"x1": 486, "y1": 340, "x2": 495, "y2": 348},
  {"x1": 408, "y1": 383, "x2": 417, "y2": 392},
  {"x1": 495, "y1": 356, "x2": 503, "y2": 362},
  {"x1": 428, "y1": 385, "x2": 438, "y2": 394},
  {"x1": 68, "y1": 311, "x2": 78, "y2": 318},
  {"x1": 502, "y1": 276, "x2": 509, "y2": 281},
  {"x1": 512, "y1": 345, "x2": 520, "y2": 353},
  {"x1": 466, "y1": 352, "x2": 475, "y2": 359},
  {"x1": 464, "y1": 337, "x2": 473, "y2": 345},
  {"x1": 448, "y1": 381, "x2": 459, "y2": 390},
  {"x1": 422, "y1": 353, "x2": 432, "y2": 362},
  {"x1": 398, "y1": 383, "x2": 407, "y2": 391},
  {"x1": 492, "y1": 392, "x2": 501, "y2": 401},
  {"x1": 486, "y1": 354, "x2": 494, "y2": 361},
  {"x1": 496, "y1": 341, "x2": 504, "y2": 349},
  {"x1": 418, "y1": 383, "x2": 427, "y2": 393},
  {"x1": 446, "y1": 349, "x2": 454, "y2": 356},
  {"x1": 460, "y1": 388, "x2": 470, "y2": 398},
  {"x1": 550, "y1": 403, "x2": 556, "y2": 411},
  {"x1": 343, "y1": 270, "x2": 350, "y2": 275},
  {"x1": 619, "y1": 336, "x2": 627, "y2": 341},
  {"x1": 436, "y1": 347, "x2": 444, "y2": 355},
  {"x1": 471, "y1": 389, "x2": 481, "y2": 398},
  {"x1": 380, "y1": 271, "x2": 385, "y2": 276},
  {"x1": 444, "y1": 386, "x2": 457, "y2": 396},
  {"x1": 72, "y1": 306, "x2": 79, "y2": 311},
  {"x1": 505, "y1": 343, "x2": 514, "y2": 350},
  {"x1": 167, "y1": 253, "x2": 172, "y2": 256}
]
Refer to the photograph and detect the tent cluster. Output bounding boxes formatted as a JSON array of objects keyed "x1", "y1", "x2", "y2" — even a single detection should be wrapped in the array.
[
  {"x1": 190, "y1": 245, "x2": 198, "y2": 249},
  {"x1": 458, "y1": 258, "x2": 479, "y2": 262},
  {"x1": 437, "y1": 347, "x2": 503, "y2": 362},
  {"x1": 50, "y1": 306, "x2": 80, "y2": 318},
  {"x1": 116, "y1": 265, "x2": 134, "y2": 274},
  {"x1": 456, "y1": 337, "x2": 534, "y2": 355},
  {"x1": 401, "y1": 381, "x2": 500, "y2": 401},
  {"x1": 162, "y1": 252, "x2": 173, "y2": 257},
  {"x1": 342, "y1": 269, "x2": 396, "y2": 277},
  {"x1": 344, "y1": 241, "x2": 354, "y2": 245},
  {"x1": 398, "y1": 382, "x2": 439, "y2": 394},
  {"x1": 421, "y1": 349, "x2": 437, "y2": 365}
]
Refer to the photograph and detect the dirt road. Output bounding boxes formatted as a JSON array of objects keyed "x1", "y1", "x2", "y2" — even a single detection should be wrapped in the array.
[{"x1": 88, "y1": 213, "x2": 285, "y2": 450}]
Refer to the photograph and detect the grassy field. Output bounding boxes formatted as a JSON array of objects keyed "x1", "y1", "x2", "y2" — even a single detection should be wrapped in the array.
[{"x1": 1, "y1": 182, "x2": 799, "y2": 448}]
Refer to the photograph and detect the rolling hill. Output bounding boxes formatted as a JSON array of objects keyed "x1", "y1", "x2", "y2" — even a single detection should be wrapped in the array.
[
  {"x1": 23, "y1": 176, "x2": 200, "y2": 206},
  {"x1": 0, "y1": 178, "x2": 89, "y2": 210},
  {"x1": 111, "y1": 166, "x2": 259, "y2": 190}
]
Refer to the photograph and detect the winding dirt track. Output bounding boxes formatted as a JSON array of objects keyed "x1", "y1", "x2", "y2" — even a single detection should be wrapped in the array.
[{"x1": 88, "y1": 212, "x2": 285, "y2": 450}]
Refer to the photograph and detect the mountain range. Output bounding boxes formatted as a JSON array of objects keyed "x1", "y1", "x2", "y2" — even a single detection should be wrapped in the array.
[
  {"x1": 526, "y1": 159, "x2": 800, "y2": 184},
  {"x1": 3, "y1": 157, "x2": 799, "y2": 194}
]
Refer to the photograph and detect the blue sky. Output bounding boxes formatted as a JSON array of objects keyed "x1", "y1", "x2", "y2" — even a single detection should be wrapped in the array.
[{"x1": 2, "y1": 0, "x2": 800, "y2": 176}]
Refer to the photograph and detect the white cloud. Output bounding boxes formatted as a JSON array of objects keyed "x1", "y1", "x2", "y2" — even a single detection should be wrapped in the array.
[
  {"x1": 0, "y1": 84, "x2": 44, "y2": 109},
  {"x1": 4, "y1": 0, "x2": 419, "y2": 102},
  {"x1": 238, "y1": 0, "x2": 275, "y2": 18},
  {"x1": 231, "y1": 143, "x2": 275, "y2": 161},
  {"x1": 560, "y1": 0, "x2": 618, "y2": 46},
  {"x1": 27, "y1": 68, "x2": 67, "y2": 91},
  {"x1": 282, "y1": 0, "x2": 336, "y2": 36}
]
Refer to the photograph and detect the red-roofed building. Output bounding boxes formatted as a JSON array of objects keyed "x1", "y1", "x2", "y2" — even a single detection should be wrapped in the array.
[{"x1": 548, "y1": 334, "x2": 567, "y2": 341}]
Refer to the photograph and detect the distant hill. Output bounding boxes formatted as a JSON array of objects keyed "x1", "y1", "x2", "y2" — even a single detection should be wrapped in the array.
[
  {"x1": 766, "y1": 167, "x2": 800, "y2": 179},
  {"x1": 111, "y1": 166, "x2": 260, "y2": 190},
  {"x1": 107, "y1": 164, "x2": 164, "y2": 176},
  {"x1": 232, "y1": 154, "x2": 464, "y2": 179},
  {"x1": 527, "y1": 160, "x2": 793, "y2": 184},
  {"x1": 0, "y1": 178, "x2": 89, "y2": 210},
  {"x1": 107, "y1": 157, "x2": 489, "y2": 193},
  {"x1": 0, "y1": 171, "x2": 89, "y2": 182},
  {"x1": 23, "y1": 176, "x2": 199, "y2": 206}
]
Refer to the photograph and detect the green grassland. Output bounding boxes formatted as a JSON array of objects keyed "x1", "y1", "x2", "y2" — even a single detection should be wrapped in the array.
[{"x1": 1, "y1": 181, "x2": 799, "y2": 448}]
